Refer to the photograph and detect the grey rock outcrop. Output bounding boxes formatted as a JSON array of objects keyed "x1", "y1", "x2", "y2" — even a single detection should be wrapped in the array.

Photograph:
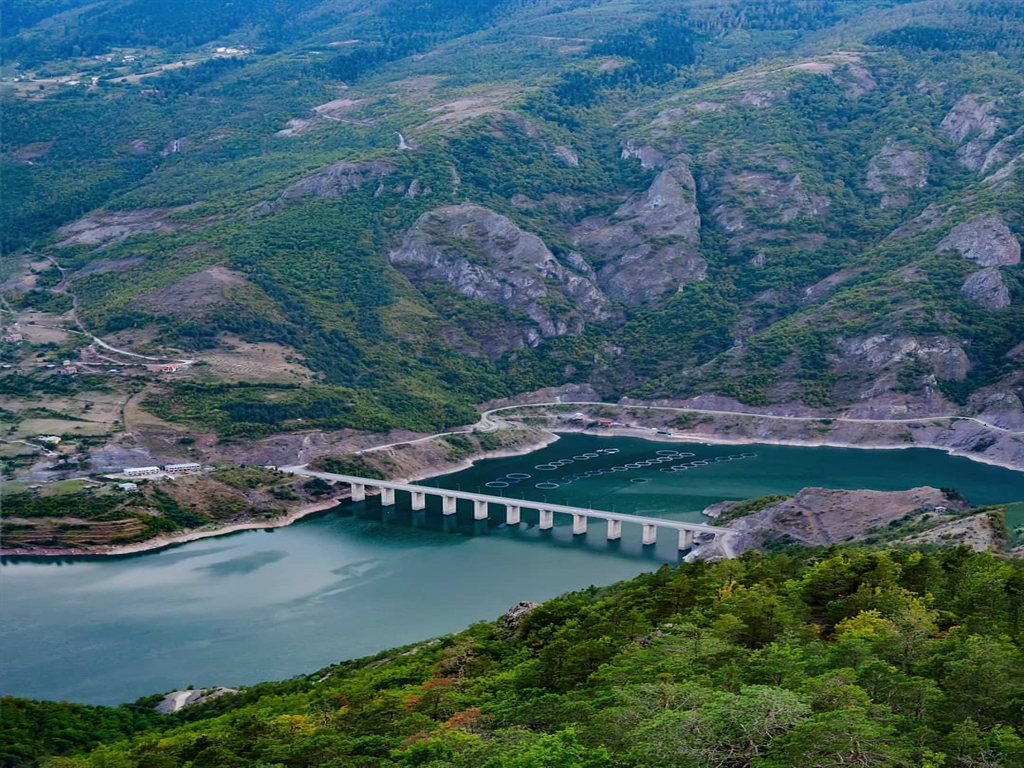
[
  {"x1": 498, "y1": 601, "x2": 539, "y2": 636},
  {"x1": 259, "y1": 160, "x2": 396, "y2": 214},
  {"x1": 941, "y1": 94, "x2": 1006, "y2": 171},
  {"x1": 553, "y1": 145, "x2": 579, "y2": 166},
  {"x1": 711, "y1": 171, "x2": 829, "y2": 233},
  {"x1": 389, "y1": 205, "x2": 611, "y2": 348},
  {"x1": 620, "y1": 139, "x2": 666, "y2": 169},
  {"x1": 961, "y1": 267, "x2": 1011, "y2": 310},
  {"x1": 155, "y1": 687, "x2": 237, "y2": 714},
  {"x1": 612, "y1": 160, "x2": 702, "y2": 241},
  {"x1": 573, "y1": 157, "x2": 706, "y2": 305},
  {"x1": 835, "y1": 334, "x2": 971, "y2": 387},
  {"x1": 936, "y1": 214, "x2": 1021, "y2": 266},
  {"x1": 866, "y1": 138, "x2": 929, "y2": 208}
]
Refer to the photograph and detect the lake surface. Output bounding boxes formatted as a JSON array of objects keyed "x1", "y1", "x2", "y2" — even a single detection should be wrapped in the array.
[{"x1": 2, "y1": 435, "x2": 1021, "y2": 705}]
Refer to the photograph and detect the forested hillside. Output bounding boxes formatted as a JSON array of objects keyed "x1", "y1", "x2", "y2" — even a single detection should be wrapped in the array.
[
  {"x1": 4, "y1": 547, "x2": 1024, "y2": 766},
  {"x1": 3, "y1": 0, "x2": 1023, "y2": 438}
]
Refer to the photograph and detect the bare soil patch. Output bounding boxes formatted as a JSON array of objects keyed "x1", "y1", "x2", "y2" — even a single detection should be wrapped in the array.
[
  {"x1": 136, "y1": 266, "x2": 247, "y2": 317},
  {"x1": 200, "y1": 334, "x2": 314, "y2": 383}
]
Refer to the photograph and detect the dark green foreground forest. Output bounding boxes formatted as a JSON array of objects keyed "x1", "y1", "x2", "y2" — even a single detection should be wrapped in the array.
[{"x1": 4, "y1": 547, "x2": 1024, "y2": 767}]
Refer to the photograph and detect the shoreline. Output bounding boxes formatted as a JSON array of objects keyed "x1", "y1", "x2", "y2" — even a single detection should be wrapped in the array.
[
  {"x1": 0, "y1": 433, "x2": 563, "y2": 560},
  {"x1": 5, "y1": 410, "x2": 1020, "y2": 559},
  {"x1": 560, "y1": 426, "x2": 1024, "y2": 473},
  {"x1": 388, "y1": 430, "x2": 562, "y2": 484},
  {"x1": 0, "y1": 499, "x2": 344, "y2": 559}
]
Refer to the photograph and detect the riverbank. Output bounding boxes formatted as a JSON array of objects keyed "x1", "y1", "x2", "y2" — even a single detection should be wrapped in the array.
[
  {"x1": 1, "y1": 429, "x2": 561, "y2": 560},
  {"x1": 562, "y1": 424, "x2": 1024, "y2": 472},
  {"x1": 0, "y1": 498, "x2": 344, "y2": 558},
  {"x1": 482, "y1": 398, "x2": 1024, "y2": 472}
]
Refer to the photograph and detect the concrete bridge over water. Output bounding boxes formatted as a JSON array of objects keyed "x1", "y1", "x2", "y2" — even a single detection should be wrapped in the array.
[{"x1": 283, "y1": 467, "x2": 735, "y2": 553}]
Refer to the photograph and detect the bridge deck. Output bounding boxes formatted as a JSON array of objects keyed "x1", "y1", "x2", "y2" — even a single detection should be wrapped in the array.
[{"x1": 286, "y1": 468, "x2": 732, "y2": 535}]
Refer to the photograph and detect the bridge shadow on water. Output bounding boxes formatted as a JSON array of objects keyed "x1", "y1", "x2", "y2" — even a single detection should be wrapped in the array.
[{"x1": 329, "y1": 493, "x2": 686, "y2": 564}]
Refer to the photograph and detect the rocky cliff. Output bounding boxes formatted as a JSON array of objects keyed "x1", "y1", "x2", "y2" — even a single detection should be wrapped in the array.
[{"x1": 389, "y1": 205, "x2": 613, "y2": 353}]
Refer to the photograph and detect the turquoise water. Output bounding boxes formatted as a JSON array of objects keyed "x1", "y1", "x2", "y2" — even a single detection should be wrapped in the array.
[{"x1": 1, "y1": 436, "x2": 1020, "y2": 706}]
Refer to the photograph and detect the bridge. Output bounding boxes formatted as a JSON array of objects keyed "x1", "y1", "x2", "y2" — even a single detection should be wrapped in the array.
[{"x1": 283, "y1": 467, "x2": 735, "y2": 552}]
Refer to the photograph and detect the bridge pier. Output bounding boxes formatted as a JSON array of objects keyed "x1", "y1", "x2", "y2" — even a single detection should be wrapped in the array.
[
  {"x1": 380, "y1": 487, "x2": 395, "y2": 507},
  {"x1": 606, "y1": 519, "x2": 622, "y2": 540},
  {"x1": 642, "y1": 523, "x2": 657, "y2": 546},
  {"x1": 411, "y1": 491, "x2": 426, "y2": 511},
  {"x1": 539, "y1": 509, "x2": 553, "y2": 530},
  {"x1": 678, "y1": 529, "x2": 693, "y2": 550},
  {"x1": 505, "y1": 505, "x2": 521, "y2": 525},
  {"x1": 572, "y1": 514, "x2": 587, "y2": 535},
  {"x1": 474, "y1": 500, "x2": 489, "y2": 520},
  {"x1": 442, "y1": 495, "x2": 457, "y2": 515},
  {"x1": 350, "y1": 483, "x2": 365, "y2": 503}
]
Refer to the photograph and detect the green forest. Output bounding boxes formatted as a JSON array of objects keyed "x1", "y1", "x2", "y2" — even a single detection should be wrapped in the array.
[{"x1": 4, "y1": 547, "x2": 1024, "y2": 766}]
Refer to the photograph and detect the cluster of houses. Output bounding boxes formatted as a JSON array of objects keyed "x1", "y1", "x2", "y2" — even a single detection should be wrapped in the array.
[{"x1": 122, "y1": 462, "x2": 203, "y2": 478}]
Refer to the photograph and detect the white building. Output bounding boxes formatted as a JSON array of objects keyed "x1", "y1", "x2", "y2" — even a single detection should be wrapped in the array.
[
  {"x1": 124, "y1": 466, "x2": 161, "y2": 477},
  {"x1": 164, "y1": 462, "x2": 201, "y2": 475}
]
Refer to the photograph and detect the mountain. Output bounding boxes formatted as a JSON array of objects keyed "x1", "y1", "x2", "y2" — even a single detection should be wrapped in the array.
[{"x1": 3, "y1": 0, "x2": 1023, "y2": 440}]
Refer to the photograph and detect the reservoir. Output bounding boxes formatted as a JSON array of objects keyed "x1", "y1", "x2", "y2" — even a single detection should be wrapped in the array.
[{"x1": 2, "y1": 435, "x2": 1021, "y2": 706}]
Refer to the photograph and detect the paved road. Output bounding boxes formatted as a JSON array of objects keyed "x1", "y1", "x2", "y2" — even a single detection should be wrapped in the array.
[
  {"x1": 352, "y1": 398, "x2": 1020, "y2": 459},
  {"x1": 483, "y1": 401, "x2": 1022, "y2": 435}
]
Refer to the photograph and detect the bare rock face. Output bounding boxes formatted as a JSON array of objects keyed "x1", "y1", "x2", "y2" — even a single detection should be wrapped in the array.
[
  {"x1": 981, "y1": 126, "x2": 1024, "y2": 174},
  {"x1": 961, "y1": 267, "x2": 1011, "y2": 310},
  {"x1": 55, "y1": 207, "x2": 191, "y2": 247},
  {"x1": 553, "y1": 145, "x2": 579, "y2": 166},
  {"x1": 835, "y1": 334, "x2": 971, "y2": 383},
  {"x1": 937, "y1": 214, "x2": 1021, "y2": 266},
  {"x1": 389, "y1": 205, "x2": 611, "y2": 348},
  {"x1": 599, "y1": 243, "x2": 707, "y2": 305},
  {"x1": 866, "y1": 138, "x2": 929, "y2": 208},
  {"x1": 498, "y1": 601, "x2": 539, "y2": 635},
  {"x1": 613, "y1": 160, "x2": 701, "y2": 241},
  {"x1": 727, "y1": 486, "x2": 973, "y2": 552},
  {"x1": 710, "y1": 171, "x2": 829, "y2": 233},
  {"x1": 259, "y1": 160, "x2": 396, "y2": 214},
  {"x1": 573, "y1": 157, "x2": 706, "y2": 305},
  {"x1": 620, "y1": 139, "x2": 666, "y2": 169},
  {"x1": 155, "y1": 687, "x2": 238, "y2": 714},
  {"x1": 941, "y1": 94, "x2": 1006, "y2": 171}
]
